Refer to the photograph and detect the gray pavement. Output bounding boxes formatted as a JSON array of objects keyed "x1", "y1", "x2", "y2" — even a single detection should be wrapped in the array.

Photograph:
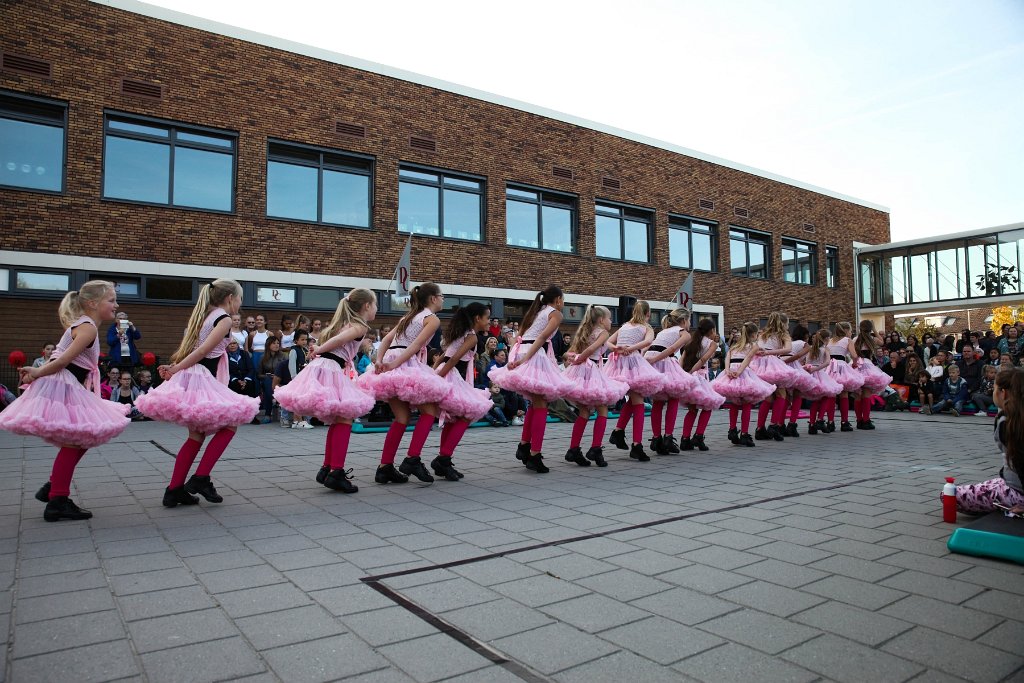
[{"x1": 1, "y1": 410, "x2": 1022, "y2": 682}]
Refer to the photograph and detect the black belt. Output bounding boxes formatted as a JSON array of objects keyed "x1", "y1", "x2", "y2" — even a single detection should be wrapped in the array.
[
  {"x1": 389, "y1": 345, "x2": 407, "y2": 350},
  {"x1": 830, "y1": 354, "x2": 846, "y2": 360},
  {"x1": 198, "y1": 356, "x2": 220, "y2": 376},
  {"x1": 649, "y1": 345, "x2": 667, "y2": 352},
  {"x1": 521, "y1": 340, "x2": 549, "y2": 348},
  {"x1": 67, "y1": 364, "x2": 90, "y2": 384},
  {"x1": 322, "y1": 352, "x2": 347, "y2": 368},
  {"x1": 730, "y1": 358, "x2": 744, "y2": 364},
  {"x1": 442, "y1": 357, "x2": 469, "y2": 376}
]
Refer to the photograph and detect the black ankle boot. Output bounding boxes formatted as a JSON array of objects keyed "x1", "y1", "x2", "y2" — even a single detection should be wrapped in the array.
[
  {"x1": 770, "y1": 425, "x2": 785, "y2": 442},
  {"x1": 812, "y1": 419, "x2": 827, "y2": 434},
  {"x1": 315, "y1": 465, "x2": 330, "y2": 484},
  {"x1": 564, "y1": 447, "x2": 590, "y2": 466},
  {"x1": 585, "y1": 446, "x2": 607, "y2": 467},
  {"x1": 651, "y1": 436, "x2": 669, "y2": 456},
  {"x1": 692, "y1": 434, "x2": 709, "y2": 451},
  {"x1": 864, "y1": 419, "x2": 876, "y2": 430},
  {"x1": 185, "y1": 475, "x2": 223, "y2": 503},
  {"x1": 43, "y1": 496, "x2": 93, "y2": 522},
  {"x1": 399, "y1": 457, "x2": 434, "y2": 483},
  {"x1": 609, "y1": 429, "x2": 628, "y2": 450},
  {"x1": 525, "y1": 453, "x2": 549, "y2": 473},
  {"x1": 664, "y1": 435, "x2": 680, "y2": 454},
  {"x1": 808, "y1": 421, "x2": 819, "y2": 435},
  {"x1": 515, "y1": 442, "x2": 531, "y2": 462},
  {"x1": 754, "y1": 427, "x2": 771, "y2": 441},
  {"x1": 35, "y1": 481, "x2": 50, "y2": 503},
  {"x1": 430, "y1": 456, "x2": 461, "y2": 481},
  {"x1": 374, "y1": 463, "x2": 408, "y2": 484},
  {"x1": 728, "y1": 427, "x2": 740, "y2": 444},
  {"x1": 629, "y1": 443, "x2": 650, "y2": 461},
  {"x1": 826, "y1": 421, "x2": 837, "y2": 433},
  {"x1": 324, "y1": 468, "x2": 359, "y2": 493},
  {"x1": 679, "y1": 436, "x2": 694, "y2": 451},
  {"x1": 787, "y1": 422, "x2": 800, "y2": 437},
  {"x1": 739, "y1": 432, "x2": 755, "y2": 447},
  {"x1": 840, "y1": 421, "x2": 854, "y2": 432},
  {"x1": 163, "y1": 486, "x2": 199, "y2": 508}
]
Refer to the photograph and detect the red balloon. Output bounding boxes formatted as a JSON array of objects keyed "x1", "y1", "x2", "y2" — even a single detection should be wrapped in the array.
[
  {"x1": 142, "y1": 352, "x2": 157, "y2": 366},
  {"x1": 8, "y1": 350, "x2": 26, "y2": 367}
]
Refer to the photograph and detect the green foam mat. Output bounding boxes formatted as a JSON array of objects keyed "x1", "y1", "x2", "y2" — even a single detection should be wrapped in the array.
[{"x1": 947, "y1": 512, "x2": 1024, "y2": 565}]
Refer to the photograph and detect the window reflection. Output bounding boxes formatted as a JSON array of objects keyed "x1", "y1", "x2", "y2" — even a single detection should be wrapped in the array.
[{"x1": 398, "y1": 167, "x2": 483, "y2": 241}]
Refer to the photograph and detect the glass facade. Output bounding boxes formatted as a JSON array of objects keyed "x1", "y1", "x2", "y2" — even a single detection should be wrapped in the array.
[
  {"x1": 859, "y1": 229, "x2": 1024, "y2": 307},
  {"x1": 0, "y1": 91, "x2": 65, "y2": 193},
  {"x1": 505, "y1": 185, "x2": 575, "y2": 252},
  {"x1": 267, "y1": 141, "x2": 372, "y2": 227},
  {"x1": 729, "y1": 228, "x2": 770, "y2": 279},
  {"x1": 398, "y1": 167, "x2": 483, "y2": 241},
  {"x1": 595, "y1": 202, "x2": 652, "y2": 263},
  {"x1": 669, "y1": 217, "x2": 716, "y2": 271},
  {"x1": 826, "y1": 246, "x2": 839, "y2": 289},
  {"x1": 781, "y1": 238, "x2": 816, "y2": 285}
]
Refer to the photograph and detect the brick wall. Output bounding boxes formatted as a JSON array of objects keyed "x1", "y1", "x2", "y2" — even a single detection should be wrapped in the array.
[{"x1": 1, "y1": 0, "x2": 890, "y2": 353}]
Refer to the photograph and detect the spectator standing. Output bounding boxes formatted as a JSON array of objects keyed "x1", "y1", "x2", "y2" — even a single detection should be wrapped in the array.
[
  {"x1": 32, "y1": 343, "x2": 55, "y2": 368},
  {"x1": 488, "y1": 317, "x2": 502, "y2": 339},
  {"x1": 248, "y1": 314, "x2": 271, "y2": 370},
  {"x1": 229, "y1": 314, "x2": 248, "y2": 348},
  {"x1": 106, "y1": 311, "x2": 141, "y2": 369},
  {"x1": 258, "y1": 336, "x2": 284, "y2": 420},
  {"x1": 309, "y1": 318, "x2": 323, "y2": 345},
  {"x1": 277, "y1": 314, "x2": 296, "y2": 351},
  {"x1": 998, "y1": 326, "x2": 1022, "y2": 363}
]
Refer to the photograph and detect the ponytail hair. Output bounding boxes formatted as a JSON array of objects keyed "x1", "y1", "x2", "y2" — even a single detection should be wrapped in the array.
[
  {"x1": 760, "y1": 311, "x2": 791, "y2": 343},
  {"x1": 569, "y1": 305, "x2": 610, "y2": 355},
  {"x1": 854, "y1": 319, "x2": 878, "y2": 356},
  {"x1": 996, "y1": 366, "x2": 1024, "y2": 478},
  {"x1": 171, "y1": 278, "x2": 242, "y2": 363},
  {"x1": 737, "y1": 321, "x2": 760, "y2": 352},
  {"x1": 443, "y1": 302, "x2": 490, "y2": 348},
  {"x1": 661, "y1": 307, "x2": 689, "y2": 330},
  {"x1": 628, "y1": 300, "x2": 652, "y2": 327},
  {"x1": 520, "y1": 285, "x2": 563, "y2": 334},
  {"x1": 58, "y1": 280, "x2": 114, "y2": 328},
  {"x1": 832, "y1": 321, "x2": 853, "y2": 342},
  {"x1": 681, "y1": 318, "x2": 715, "y2": 370},
  {"x1": 393, "y1": 282, "x2": 442, "y2": 341},
  {"x1": 320, "y1": 288, "x2": 376, "y2": 343},
  {"x1": 809, "y1": 328, "x2": 832, "y2": 358}
]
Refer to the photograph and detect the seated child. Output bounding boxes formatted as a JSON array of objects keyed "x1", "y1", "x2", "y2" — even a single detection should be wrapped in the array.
[
  {"x1": 910, "y1": 370, "x2": 934, "y2": 409},
  {"x1": 971, "y1": 364, "x2": 997, "y2": 416},
  {"x1": 485, "y1": 385, "x2": 510, "y2": 426},
  {"x1": 955, "y1": 367, "x2": 1024, "y2": 514},
  {"x1": 927, "y1": 364, "x2": 968, "y2": 416}
]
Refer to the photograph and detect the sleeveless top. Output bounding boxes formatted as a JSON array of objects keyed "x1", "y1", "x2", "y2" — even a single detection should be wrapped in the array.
[
  {"x1": 758, "y1": 335, "x2": 782, "y2": 352},
  {"x1": 320, "y1": 326, "x2": 365, "y2": 369},
  {"x1": 827, "y1": 337, "x2": 851, "y2": 359},
  {"x1": 805, "y1": 348, "x2": 830, "y2": 370},
  {"x1": 230, "y1": 329, "x2": 248, "y2": 348},
  {"x1": 786, "y1": 340, "x2": 806, "y2": 364},
  {"x1": 523, "y1": 306, "x2": 554, "y2": 342},
  {"x1": 443, "y1": 330, "x2": 476, "y2": 379},
  {"x1": 586, "y1": 329, "x2": 607, "y2": 362},
  {"x1": 195, "y1": 308, "x2": 231, "y2": 379},
  {"x1": 280, "y1": 331, "x2": 295, "y2": 350},
  {"x1": 648, "y1": 327, "x2": 683, "y2": 356},
  {"x1": 251, "y1": 330, "x2": 269, "y2": 353},
  {"x1": 730, "y1": 344, "x2": 752, "y2": 363},
  {"x1": 53, "y1": 315, "x2": 100, "y2": 387},
  {"x1": 616, "y1": 323, "x2": 648, "y2": 348}
]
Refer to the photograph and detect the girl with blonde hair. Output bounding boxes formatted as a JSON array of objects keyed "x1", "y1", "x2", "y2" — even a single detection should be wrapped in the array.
[
  {"x1": 606, "y1": 300, "x2": 665, "y2": 461},
  {"x1": 710, "y1": 322, "x2": 776, "y2": 446},
  {"x1": 821, "y1": 322, "x2": 865, "y2": 432},
  {"x1": 644, "y1": 308, "x2": 699, "y2": 455}
]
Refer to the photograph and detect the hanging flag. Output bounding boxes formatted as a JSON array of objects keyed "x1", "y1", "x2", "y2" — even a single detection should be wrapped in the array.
[
  {"x1": 673, "y1": 272, "x2": 695, "y2": 309},
  {"x1": 390, "y1": 235, "x2": 413, "y2": 305}
]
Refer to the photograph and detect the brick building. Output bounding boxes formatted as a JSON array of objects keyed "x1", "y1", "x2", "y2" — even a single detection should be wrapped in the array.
[{"x1": 0, "y1": 0, "x2": 890, "y2": 362}]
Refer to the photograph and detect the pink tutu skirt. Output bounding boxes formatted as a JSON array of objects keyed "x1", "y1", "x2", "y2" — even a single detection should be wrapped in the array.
[
  {"x1": 749, "y1": 354, "x2": 802, "y2": 389},
  {"x1": 356, "y1": 353, "x2": 450, "y2": 406},
  {"x1": 710, "y1": 367, "x2": 776, "y2": 403},
  {"x1": 827, "y1": 359, "x2": 865, "y2": 393},
  {"x1": 605, "y1": 352, "x2": 664, "y2": 397},
  {"x1": 0, "y1": 369, "x2": 130, "y2": 448},
  {"x1": 561, "y1": 360, "x2": 629, "y2": 407},
  {"x1": 855, "y1": 361, "x2": 891, "y2": 394},
  {"x1": 801, "y1": 370, "x2": 844, "y2": 401},
  {"x1": 274, "y1": 357, "x2": 375, "y2": 422},
  {"x1": 786, "y1": 365, "x2": 822, "y2": 396},
  {"x1": 688, "y1": 370, "x2": 726, "y2": 411},
  {"x1": 647, "y1": 356, "x2": 700, "y2": 401},
  {"x1": 488, "y1": 345, "x2": 575, "y2": 402},
  {"x1": 438, "y1": 371, "x2": 492, "y2": 422},
  {"x1": 135, "y1": 364, "x2": 259, "y2": 433}
]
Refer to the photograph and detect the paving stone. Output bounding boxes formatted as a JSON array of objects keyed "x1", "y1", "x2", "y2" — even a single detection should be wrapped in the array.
[
  {"x1": 558, "y1": 650, "x2": 693, "y2": 683},
  {"x1": 540, "y1": 593, "x2": 648, "y2": 633},
  {"x1": 977, "y1": 619, "x2": 1024, "y2": 654},
  {"x1": 399, "y1": 577, "x2": 500, "y2": 613},
  {"x1": 814, "y1": 537, "x2": 900, "y2": 561},
  {"x1": 693, "y1": 529, "x2": 772, "y2": 550},
  {"x1": 876, "y1": 550, "x2": 972, "y2": 578},
  {"x1": 101, "y1": 551, "x2": 184, "y2": 576},
  {"x1": 750, "y1": 540, "x2": 835, "y2": 565},
  {"x1": 882, "y1": 626, "x2": 1024, "y2": 683},
  {"x1": 140, "y1": 636, "x2": 266, "y2": 683},
  {"x1": 490, "y1": 574, "x2": 589, "y2": 608},
  {"x1": 783, "y1": 633, "x2": 924, "y2": 683},
  {"x1": 600, "y1": 616, "x2": 725, "y2": 665},
  {"x1": 441, "y1": 598, "x2": 554, "y2": 641},
  {"x1": 449, "y1": 557, "x2": 540, "y2": 586},
  {"x1": 792, "y1": 601, "x2": 913, "y2": 646},
  {"x1": 108, "y1": 567, "x2": 197, "y2": 596},
  {"x1": 697, "y1": 609, "x2": 821, "y2": 654},
  {"x1": 733, "y1": 558, "x2": 830, "y2": 589},
  {"x1": 954, "y1": 565, "x2": 1024, "y2": 595},
  {"x1": 10, "y1": 639, "x2": 139, "y2": 683},
  {"x1": 13, "y1": 609, "x2": 125, "y2": 658},
  {"x1": 235, "y1": 604, "x2": 345, "y2": 650},
  {"x1": 880, "y1": 570, "x2": 987, "y2": 604},
  {"x1": 563, "y1": 536, "x2": 637, "y2": 559},
  {"x1": 493, "y1": 622, "x2": 619, "y2": 675},
  {"x1": 15, "y1": 588, "x2": 116, "y2": 623},
  {"x1": 117, "y1": 585, "x2": 217, "y2": 622},
  {"x1": 19, "y1": 551, "x2": 101, "y2": 577},
  {"x1": 672, "y1": 642, "x2": 818, "y2": 683},
  {"x1": 575, "y1": 568, "x2": 674, "y2": 602},
  {"x1": 526, "y1": 552, "x2": 617, "y2": 581},
  {"x1": 262, "y1": 634, "x2": 391, "y2": 682},
  {"x1": 962, "y1": 588, "x2": 1024, "y2": 620},
  {"x1": 284, "y1": 562, "x2": 366, "y2": 591},
  {"x1": 658, "y1": 564, "x2": 754, "y2": 594},
  {"x1": 181, "y1": 548, "x2": 266, "y2": 574},
  {"x1": 806, "y1": 554, "x2": 904, "y2": 582},
  {"x1": 631, "y1": 586, "x2": 740, "y2": 626},
  {"x1": 880, "y1": 595, "x2": 1005, "y2": 639},
  {"x1": 379, "y1": 632, "x2": 494, "y2": 682},
  {"x1": 803, "y1": 575, "x2": 908, "y2": 610},
  {"x1": 217, "y1": 583, "x2": 313, "y2": 618},
  {"x1": 310, "y1": 584, "x2": 397, "y2": 616},
  {"x1": 128, "y1": 608, "x2": 239, "y2": 653},
  {"x1": 718, "y1": 581, "x2": 826, "y2": 617}
]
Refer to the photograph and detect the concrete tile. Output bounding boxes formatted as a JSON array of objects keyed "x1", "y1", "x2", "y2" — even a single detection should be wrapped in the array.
[
  {"x1": 235, "y1": 605, "x2": 345, "y2": 650},
  {"x1": 749, "y1": 540, "x2": 834, "y2": 565},
  {"x1": 880, "y1": 595, "x2": 1005, "y2": 640},
  {"x1": 11, "y1": 639, "x2": 139, "y2": 683},
  {"x1": 672, "y1": 642, "x2": 818, "y2": 683},
  {"x1": 108, "y1": 568, "x2": 196, "y2": 596},
  {"x1": 449, "y1": 557, "x2": 540, "y2": 586},
  {"x1": 490, "y1": 574, "x2": 589, "y2": 608},
  {"x1": 379, "y1": 632, "x2": 493, "y2": 682},
  {"x1": 441, "y1": 598, "x2": 554, "y2": 641},
  {"x1": 631, "y1": 587, "x2": 740, "y2": 626},
  {"x1": 658, "y1": 564, "x2": 754, "y2": 594},
  {"x1": 803, "y1": 575, "x2": 908, "y2": 610},
  {"x1": 600, "y1": 616, "x2": 725, "y2": 665},
  {"x1": 962, "y1": 589, "x2": 1024, "y2": 620},
  {"x1": 399, "y1": 577, "x2": 499, "y2": 613},
  {"x1": 117, "y1": 585, "x2": 217, "y2": 622},
  {"x1": 344, "y1": 605, "x2": 443, "y2": 646},
  {"x1": 718, "y1": 581, "x2": 826, "y2": 617},
  {"x1": 16, "y1": 588, "x2": 116, "y2": 623},
  {"x1": 13, "y1": 610, "x2": 125, "y2": 658},
  {"x1": 977, "y1": 619, "x2": 1024, "y2": 654},
  {"x1": 733, "y1": 558, "x2": 830, "y2": 589},
  {"x1": 557, "y1": 650, "x2": 692, "y2": 683},
  {"x1": 697, "y1": 609, "x2": 821, "y2": 655},
  {"x1": 140, "y1": 636, "x2": 266, "y2": 683},
  {"x1": 526, "y1": 553, "x2": 617, "y2": 581},
  {"x1": 493, "y1": 622, "x2": 618, "y2": 675},
  {"x1": 15, "y1": 568, "x2": 108, "y2": 598},
  {"x1": 198, "y1": 564, "x2": 286, "y2": 594},
  {"x1": 792, "y1": 601, "x2": 913, "y2": 646},
  {"x1": 882, "y1": 626, "x2": 1024, "y2": 683},
  {"x1": 262, "y1": 634, "x2": 390, "y2": 682},
  {"x1": 575, "y1": 568, "x2": 674, "y2": 602},
  {"x1": 540, "y1": 593, "x2": 648, "y2": 633},
  {"x1": 216, "y1": 583, "x2": 313, "y2": 618},
  {"x1": 128, "y1": 608, "x2": 238, "y2": 653},
  {"x1": 880, "y1": 570, "x2": 987, "y2": 604},
  {"x1": 783, "y1": 633, "x2": 924, "y2": 683},
  {"x1": 806, "y1": 554, "x2": 904, "y2": 583}
]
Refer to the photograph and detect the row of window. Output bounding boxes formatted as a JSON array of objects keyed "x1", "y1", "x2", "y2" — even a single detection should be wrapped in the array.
[{"x1": 2, "y1": 90, "x2": 838, "y2": 284}]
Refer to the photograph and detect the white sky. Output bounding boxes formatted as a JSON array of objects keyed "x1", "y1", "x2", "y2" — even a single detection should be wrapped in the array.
[{"x1": 143, "y1": 0, "x2": 1024, "y2": 242}]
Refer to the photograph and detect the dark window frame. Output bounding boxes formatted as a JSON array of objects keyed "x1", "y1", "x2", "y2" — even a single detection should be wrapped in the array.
[
  {"x1": 728, "y1": 225, "x2": 772, "y2": 279},
  {"x1": 781, "y1": 236, "x2": 818, "y2": 286},
  {"x1": 0, "y1": 89, "x2": 68, "y2": 195},
  {"x1": 825, "y1": 245, "x2": 840, "y2": 289},
  {"x1": 101, "y1": 110, "x2": 238, "y2": 214},
  {"x1": 11, "y1": 269, "x2": 72, "y2": 296},
  {"x1": 594, "y1": 199, "x2": 655, "y2": 264},
  {"x1": 398, "y1": 162, "x2": 486, "y2": 243},
  {"x1": 504, "y1": 182, "x2": 578, "y2": 255},
  {"x1": 668, "y1": 214, "x2": 718, "y2": 272},
  {"x1": 266, "y1": 138, "x2": 374, "y2": 230}
]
